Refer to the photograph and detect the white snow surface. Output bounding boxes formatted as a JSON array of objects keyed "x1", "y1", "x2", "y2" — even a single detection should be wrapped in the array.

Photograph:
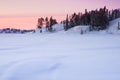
[
  {"x1": 108, "y1": 18, "x2": 120, "y2": 34},
  {"x1": 65, "y1": 25, "x2": 90, "y2": 34},
  {"x1": 52, "y1": 24, "x2": 64, "y2": 32},
  {"x1": 0, "y1": 18, "x2": 120, "y2": 80}
]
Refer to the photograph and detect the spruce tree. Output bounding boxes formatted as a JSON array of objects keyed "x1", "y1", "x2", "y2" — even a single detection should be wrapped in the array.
[
  {"x1": 64, "y1": 14, "x2": 69, "y2": 31},
  {"x1": 45, "y1": 17, "x2": 49, "y2": 31},
  {"x1": 37, "y1": 17, "x2": 44, "y2": 33}
]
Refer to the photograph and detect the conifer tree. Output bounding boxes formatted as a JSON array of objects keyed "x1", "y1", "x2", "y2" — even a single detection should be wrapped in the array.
[
  {"x1": 45, "y1": 17, "x2": 49, "y2": 31},
  {"x1": 37, "y1": 17, "x2": 44, "y2": 33},
  {"x1": 64, "y1": 14, "x2": 69, "y2": 31}
]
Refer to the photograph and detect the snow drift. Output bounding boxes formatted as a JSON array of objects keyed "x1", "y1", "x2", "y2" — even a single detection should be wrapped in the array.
[{"x1": 108, "y1": 18, "x2": 120, "y2": 34}]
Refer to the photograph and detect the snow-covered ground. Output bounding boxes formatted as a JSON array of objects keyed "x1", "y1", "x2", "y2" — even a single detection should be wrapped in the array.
[
  {"x1": 0, "y1": 18, "x2": 120, "y2": 80},
  {"x1": 107, "y1": 18, "x2": 120, "y2": 34}
]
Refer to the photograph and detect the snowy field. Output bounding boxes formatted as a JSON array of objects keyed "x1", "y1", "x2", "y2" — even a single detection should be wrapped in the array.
[
  {"x1": 0, "y1": 18, "x2": 120, "y2": 80},
  {"x1": 0, "y1": 32, "x2": 120, "y2": 80}
]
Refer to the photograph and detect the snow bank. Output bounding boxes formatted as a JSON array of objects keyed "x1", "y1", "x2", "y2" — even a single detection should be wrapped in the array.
[
  {"x1": 108, "y1": 18, "x2": 120, "y2": 34},
  {"x1": 65, "y1": 25, "x2": 89, "y2": 34},
  {"x1": 52, "y1": 24, "x2": 64, "y2": 32},
  {"x1": 35, "y1": 24, "x2": 64, "y2": 33}
]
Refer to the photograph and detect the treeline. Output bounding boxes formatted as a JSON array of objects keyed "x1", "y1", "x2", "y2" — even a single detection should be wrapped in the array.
[
  {"x1": 37, "y1": 16, "x2": 57, "y2": 33},
  {"x1": 64, "y1": 6, "x2": 120, "y2": 31},
  {"x1": 0, "y1": 28, "x2": 35, "y2": 34}
]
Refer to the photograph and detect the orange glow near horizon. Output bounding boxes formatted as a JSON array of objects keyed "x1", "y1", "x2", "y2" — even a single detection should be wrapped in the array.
[
  {"x1": 0, "y1": 15, "x2": 66, "y2": 30},
  {"x1": 0, "y1": 17, "x2": 37, "y2": 30}
]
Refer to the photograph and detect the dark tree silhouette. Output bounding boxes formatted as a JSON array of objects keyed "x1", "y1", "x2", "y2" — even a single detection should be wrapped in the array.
[
  {"x1": 63, "y1": 6, "x2": 118, "y2": 31},
  {"x1": 49, "y1": 16, "x2": 57, "y2": 32},
  {"x1": 64, "y1": 14, "x2": 69, "y2": 31},
  {"x1": 45, "y1": 17, "x2": 49, "y2": 31},
  {"x1": 37, "y1": 17, "x2": 44, "y2": 33}
]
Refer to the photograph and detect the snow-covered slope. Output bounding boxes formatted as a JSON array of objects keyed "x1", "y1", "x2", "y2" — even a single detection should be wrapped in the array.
[
  {"x1": 65, "y1": 25, "x2": 89, "y2": 34},
  {"x1": 52, "y1": 24, "x2": 64, "y2": 32},
  {"x1": 35, "y1": 24, "x2": 64, "y2": 34},
  {"x1": 108, "y1": 18, "x2": 120, "y2": 34},
  {"x1": 65, "y1": 18, "x2": 120, "y2": 34}
]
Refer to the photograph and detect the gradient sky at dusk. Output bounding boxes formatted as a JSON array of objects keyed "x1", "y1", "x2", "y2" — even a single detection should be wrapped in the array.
[{"x1": 0, "y1": 0, "x2": 119, "y2": 29}]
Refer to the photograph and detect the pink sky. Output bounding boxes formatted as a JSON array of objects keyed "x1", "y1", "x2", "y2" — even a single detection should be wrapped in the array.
[{"x1": 0, "y1": 0, "x2": 119, "y2": 29}]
